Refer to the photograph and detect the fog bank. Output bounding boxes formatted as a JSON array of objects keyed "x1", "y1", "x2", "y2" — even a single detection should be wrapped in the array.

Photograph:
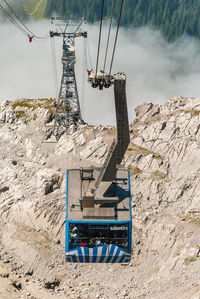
[{"x1": 1, "y1": 22, "x2": 200, "y2": 125}]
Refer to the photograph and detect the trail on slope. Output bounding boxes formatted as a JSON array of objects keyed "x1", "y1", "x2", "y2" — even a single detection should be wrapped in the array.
[{"x1": 29, "y1": 0, "x2": 45, "y2": 16}]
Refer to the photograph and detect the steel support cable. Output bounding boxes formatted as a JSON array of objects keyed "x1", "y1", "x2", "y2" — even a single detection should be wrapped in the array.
[
  {"x1": 2, "y1": 0, "x2": 49, "y2": 40},
  {"x1": 103, "y1": 0, "x2": 116, "y2": 74},
  {"x1": 81, "y1": 38, "x2": 87, "y2": 117},
  {"x1": 95, "y1": 0, "x2": 105, "y2": 77},
  {"x1": 87, "y1": 38, "x2": 93, "y2": 70},
  {"x1": 0, "y1": 4, "x2": 49, "y2": 45},
  {"x1": 0, "y1": 3, "x2": 49, "y2": 41},
  {"x1": 109, "y1": 0, "x2": 125, "y2": 77},
  {"x1": 50, "y1": 37, "x2": 59, "y2": 98},
  {"x1": 84, "y1": 38, "x2": 93, "y2": 71},
  {"x1": 84, "y1": 38, "x2": 88, "y2": 69},
  {"x1": 30, "y1": 37, "x2": 50, "y2": 43},
  {"x1": 0, "y1": 4, "x2": 28, "y2": 36}
]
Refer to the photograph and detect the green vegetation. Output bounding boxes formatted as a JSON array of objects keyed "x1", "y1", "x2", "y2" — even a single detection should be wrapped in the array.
[
  {"x1": 12, "y1": 98, "x2": 56, "y2": 124},
  {"x1": 189, "y1": 256, "x2": 197, "y2": 262},
  {"x1": 24, "y1": 0, "x2": 48, "y2": 20},
  {"x1": 15, "y1": 110, "x2": 30, "y2": 124},
  {"x1": 187, "y1": 213, "x2": 200, "y2": 225},
  {"x1": 13, "y1": 101, "x2": 34, "y2": 109},
  {"x1": 153, "y1": 153, "x2": 162, "y2": 160},
  {"x1": 12, "y1": 98, "x2": 56, "y2": 114},
  {"x1": 44, "y1": 0, "x2": 200, "y2": 41},
  {"x1": 127, "y1": 143, "x2": 163, "y2": 161},
  {"x1": 16, "y1": 110, "x2": 26, "y2": 119},
  {"x1": 132, "y1": 167, "x2": 142, "y2": 176},
  {"x1": 127, "y1": 143, "x2": 151, "y2": 156},
  {"x1": 24, "y1": 0, "x2": 40, "y2": 14},
  {"x1": 151, "y1": 170, "x2": 167, "y2": 181},
  {"x1": 0, "y1": 0, "x2": 47, "y2": 21},
  {"x1": 180, "y1": 110, "x2": 200, "y2": 117}
]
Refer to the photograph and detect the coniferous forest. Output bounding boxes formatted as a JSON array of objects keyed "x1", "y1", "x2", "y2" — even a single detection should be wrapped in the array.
[
  {"x1": 44, "y1": 0, "x2": 200, "y2": 42},
  {"x1": 1, "y1": 0, "x2": 200, "y2": 42}
]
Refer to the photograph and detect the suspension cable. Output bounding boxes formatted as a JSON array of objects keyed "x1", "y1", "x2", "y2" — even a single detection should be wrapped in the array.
[
  {"x1": 50, "y1": 37, "x2": 59, "y2": 98},
  {"x1": 1, "y1": 0, "x2": 49, "y2": 40},
  {"x1": 84, "y1": 38, "x2": 88, "y2": 69},
  {"x1": 87, "y1": 38, "x2": 93, "y2": 70},
  {"x1": 3, "y1": 0, "x2": 35, "y2": 37},
  {"x1": 81, "y1": 38, "x2": 87, "y2": 117},
  {"x1": 109, "y1": 0, "x2": 124, "y2": 76},
  {"x1": 103, "y1": 0, "x2": 116, "y2": 74},
  {"x1": 95, "y1": 0, "x2": 105, "y2": 77},
  {"x1": 0, "y1": 4, "x2": 28, "y2": 36}
]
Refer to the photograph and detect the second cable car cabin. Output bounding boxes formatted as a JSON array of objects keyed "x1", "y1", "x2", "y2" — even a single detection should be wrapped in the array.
[{"x1": 65, "y1": 167, "x2": 132, "y2": 263}]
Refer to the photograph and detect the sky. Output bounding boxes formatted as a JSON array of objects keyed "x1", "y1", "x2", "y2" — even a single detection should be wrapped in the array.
[{"x1": 1, "y1": 21, "x2": 200, "y2": 125}]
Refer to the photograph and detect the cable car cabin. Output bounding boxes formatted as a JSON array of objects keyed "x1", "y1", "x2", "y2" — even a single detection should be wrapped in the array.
[{"x1": 65, "y1": 168, "x2": 132, "y2": 263}]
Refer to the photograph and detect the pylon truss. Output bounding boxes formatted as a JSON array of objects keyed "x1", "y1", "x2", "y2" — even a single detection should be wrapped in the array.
[{"x1": 50, "y1": 17, "x2": 87, "y2": 139}]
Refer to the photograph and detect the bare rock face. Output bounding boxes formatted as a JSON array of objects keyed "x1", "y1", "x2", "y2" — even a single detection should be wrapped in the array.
[
  {"x1": 135, "y1": 102, "x2": 153, "y2": 117},
  {"x1": 55, "y1": 135, "x2": 74, "y2": 155},
  {"x1": 130, "y1": 96, "x2": 200, "y2": 215},
  {"x1": 0, "y1": 97, "x2": 200, "y2": 298},
  {"x1": 36, "y1": 169, "x2": 63, "y2": 195}
]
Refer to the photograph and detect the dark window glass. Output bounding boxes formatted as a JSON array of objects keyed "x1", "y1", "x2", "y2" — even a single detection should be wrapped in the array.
[{"x1": 69, "y1": 223, "x2": 129, "y2": 250}]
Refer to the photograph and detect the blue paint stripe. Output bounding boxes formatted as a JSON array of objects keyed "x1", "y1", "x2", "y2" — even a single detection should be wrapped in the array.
[
  {"x1": 118, "y1": 254, "x2": 127, "y2": 263},
  {"x1": 78, "y1": 247, "x2": 83, "y2": 263},
  {"x1": 128, "y1": 170, "x2": 132, "y2": 220},
  {"x1": 99, "y1": 245, "x2": 108, "y2": 263},
  {"x1": 65, "y1": 220, "x2": 69, "y2": 253},
  {"x1": 111, "y1": 247, "x2": 121, "y2": 263},
  {"x1": 106, "y1": 244, "x2": 116, "y2": 263},
  {"x1": 84, "y1": 247, "x2": 90, "y2": 263},
  {"x1": 128, "y1": 170, "x2": 132, "y2": 254},
  {"x1": 92, "y1": 247, "x2": 98, "y2": 263},
  {"x1": 66, "y1": 246, "x2": 130, "y2": 263},
  {"x1": 72, "y1": 255, "x2": 77, "y2": 263},
  {"x1": 128, "y1": 221, "x2": 132, "y2": 254}
]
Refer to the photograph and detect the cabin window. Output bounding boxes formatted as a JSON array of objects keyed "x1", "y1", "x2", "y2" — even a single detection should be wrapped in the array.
[{"x1": 69, "y1": 223, "x2": 129, "y2": 250}]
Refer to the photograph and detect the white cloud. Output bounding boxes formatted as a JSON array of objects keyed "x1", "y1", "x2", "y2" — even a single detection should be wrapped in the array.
[{"x1": 1, "y1": 22, "x2": 200, "y2": 125}]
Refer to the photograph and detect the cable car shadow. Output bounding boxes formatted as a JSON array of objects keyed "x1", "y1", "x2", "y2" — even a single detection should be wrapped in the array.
[{"x1": 101, "y1": 182, "x2": 130, "y2": 209}]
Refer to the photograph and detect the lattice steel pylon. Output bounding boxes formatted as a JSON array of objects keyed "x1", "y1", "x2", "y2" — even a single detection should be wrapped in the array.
[{"x1": 50, "y1": 17, "x2": 87, "y2": 139}]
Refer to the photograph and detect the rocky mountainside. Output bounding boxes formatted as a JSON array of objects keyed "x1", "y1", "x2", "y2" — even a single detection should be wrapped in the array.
[{"x1": 0, "y1": 97, "x2": 200, "y2": 299}]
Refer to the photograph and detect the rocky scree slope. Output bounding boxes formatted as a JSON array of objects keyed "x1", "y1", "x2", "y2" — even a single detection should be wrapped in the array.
[{"x1": 0, "y1": 97, "x2": 200, "y2": 299}]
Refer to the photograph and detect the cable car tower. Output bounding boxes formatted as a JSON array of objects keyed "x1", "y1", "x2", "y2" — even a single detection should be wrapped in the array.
[{"x1": 50, "y1": 17, "x2": 87, "y2": 139}]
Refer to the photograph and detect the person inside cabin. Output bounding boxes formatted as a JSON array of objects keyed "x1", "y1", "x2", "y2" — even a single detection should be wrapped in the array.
[
  {"x1": 79, "y1": 239, "x2": 88, "y2": 247},
  {"x1": 70, "y1": 238, "x2": 78, "y2": 249},
  {"x1": 88, "y1": 239, "x2": 95, "y2": 248},
  {"x1": 69, "y1": 226, "x2": 79, "y2": 249},
  {"x1": 70, "y1": 226, "x2": 78, "y2": 239},
  {"x1": 95, "y1": 239, "x2": 102, "y2": 247},
  {"x1": 102, "y1": 240, "x2": 107, "y2": 246}
]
